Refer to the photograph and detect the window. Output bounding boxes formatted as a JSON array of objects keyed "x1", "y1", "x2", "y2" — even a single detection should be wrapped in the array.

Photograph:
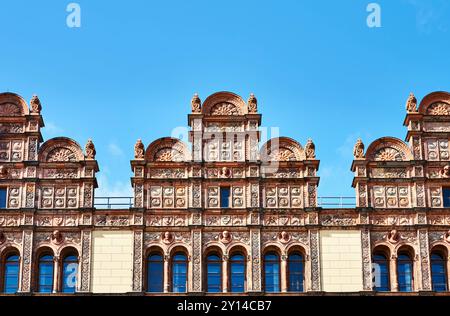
[
  {"x1": 229, "y1": 253, "x2": 245, "y2": 293},
  {"x1": 38, "y1": 254, "x2": 54, "y2": 293},
  {"x1": 288, "y1": 252, "x2": 304, "y2": 292},
  {"x1": 372, "y1": 252, "x2": 390, "y2": 291},
  {"x1": 220, "y1": 187, "x2": 230, "y2": 208},
  {"x1": 206, "y1": 254, "x2": 222, "y2": 293},
  {"x1": 444, "y1": 188, "x2": 450, "y2": 208},
  {"x1": 264, "y1": 252, "x2": 280, "y2": 293},
  {"x1": 431, "y1": 252, "x2": 448, "y2": 292},
  {"x1": 0, "y1": 188, "x2": 6, "y2": 209},
  {"x1": 3, "y1": 254, "x2": 19, "y2": 294},
  {"x1": 147, "y1": 253, "x2": 164, "y2": 293},
  {"x1": 172, "y1": 253, "x2": 187, "y2": 293},
  {"x1": 61, "y1": 254, "x2": 78, "y2": 293},
  {"x1": 397, "y1": 253, "x2": 413, "y2": 292}
]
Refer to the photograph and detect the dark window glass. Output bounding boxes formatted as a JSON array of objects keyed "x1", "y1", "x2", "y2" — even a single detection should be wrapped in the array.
[
  {"x1": 230, "y1": 254, "x2": 245, "y2": 293},
  {"x1": 288, "y1": 253, "x2": 304, "y2": 292},
  {"x1": 172, "y1": 253, "x2": 187, "y2": 293},
  {"x1": 0, "y1": 189, "x2": 6, "y2": 209},
  {"x1": 62, "y1": 255, "x2": 78, "y2": 293},
  {"x1": 431, "y1": 252, "x2": 448, "y2": 292},
  {"x1": 397, "y1": 253, "x2": 413, "y2": 292},
  {"x1": 38, "y1": 254, "x2": 54, "y2": 293},
  {"x1": 264, "y1": 252, "x2": 280, "y2": 293},
  {"x1": 147, "y1": 253, "x2": 164, "y2": 293},
  {"x1": 373, "y1": 253, "x2": 390, "y2": 291},
  {"x1": 220, "y1": 187, "x2": 230, "y2": 208},
  {"x1": 206, "y1": 254, "x2": 222, "y2": 293},
  {"x1": 3, "y1": 254, "x2": 19, "y2": 294},
  {"x1": 444, "y1": 188, "x2": 450, "y2": 208}
]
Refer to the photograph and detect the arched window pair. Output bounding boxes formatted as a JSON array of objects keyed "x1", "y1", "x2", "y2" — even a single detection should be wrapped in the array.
[
  {"x1": 205, "y1": 252, "x2": 246, "y2": 293},
  {"x1": 36, "y1": 250, "x2": 79, "y2": 293},
  {"x1": 146, "y1": 252, "x2": 188, "y2": 293},
  {"x1": 263, "y1": 251, "x2": 305, "y2": 293},
  {"x1": 373, "y1": 247, "x2": 448, "y2": 292}
]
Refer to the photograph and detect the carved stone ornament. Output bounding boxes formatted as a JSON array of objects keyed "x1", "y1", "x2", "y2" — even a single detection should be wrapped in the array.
[
  {"x1": 191, "y1": 93, "x2": 201, "y2": 113},
  {"x1": 220, "y1": 231, "x2": 232, "y2": 244},
  {"x1": 51, "y1": 230, "x2": 64, "y2": 245},
  {"x1": 248, "y1": 93, "x2": 257, "y2": 113},
  {"x1": 305, "y1": 139, "x2": 316, "y2": 159},
  {"x1": 406, "y1": 92, "x2": 417, "y2": 113},
  {"x1": 0, "y1": 232, "x2": 5, "y2": 244},
  {"x1": 441, "y1": 165, "x2": 450, "y2": 178},
  {"x1": 387, "y1": 229, "x2": 400, "y2": 244},
  {"x1": 353, "y1": 139, "x2": 365, "y2": 159},
  {"x1": 30, "y1": 95, "x2": 42, "y2": 113},
  {"x1": 445, "y1": 230, "x2": 450, "y2": 244},
  {"x1": 85, "y1": 139, "x2": 96, "y2": 159},
  {"x1": 134, "y1": 139, "x2": 145, "y2": 159},
  {"x1": 162, "y1": 231, "x2": 173, "y2": 245},
  {"x1": 278, "y1": 231, "x2": 291, "y2": 244},
  {"x1": 220, "y1": 167, "x2": 231, "y2": 178},
  {"x1": 0, "y1": 165, "x2": 7, "y2": 179}
]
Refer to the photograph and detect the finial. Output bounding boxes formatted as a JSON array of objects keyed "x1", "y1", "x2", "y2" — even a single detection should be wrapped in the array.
[
  {"x1": 30, "y1": 94, "x2": 42, "y2": 113},
  {"x1": 134, "y1": 139, "x2": 145, "y2": 159},
  {"x1": 248, "y1": 93, "x2": 257, "y2": 113},
  {"x1": 85, "y1": 139, "x2": 96, "y2": 159},
  {"x1": 406, "y1": 92, "x2": 417, "y2": 113},
  {"x1": 191, "y1": 93, "x2": 201, "y2": 113},
  {"x1": 353, "y1": 138, "x2": 365, "y2": 159}
]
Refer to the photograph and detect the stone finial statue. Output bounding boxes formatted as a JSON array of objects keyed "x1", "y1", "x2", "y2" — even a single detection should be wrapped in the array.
[
  {"x1": 191, "y1": 93, "x2": 201, "y2": 113},
  {"x1": 85, "y1": 139, "x2": 96, "y2": 159},
  {"x1": 353, "y1": 139, "x2": 365, "y2": 159},
  {"x1": 406, "y1": 92, "x2": 417, "y2": 113},
  {"x1": 0, "y1": 165, "x2": 8, "y2": 179},
  {"x1": 305, "y1": 139, "x2": 316, "y2": 159},
  {"x1": 30, "y1": 95, "x2": 42, "y2": 114},
  {"x1": 134, "y1": 139, "x2": 145, "y2": 159},
  {"x1": 248, "y1": 93, "x2": 257, "y2": 113}
]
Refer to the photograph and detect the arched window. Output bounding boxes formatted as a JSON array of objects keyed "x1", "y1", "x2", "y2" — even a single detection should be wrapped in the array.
[
  {"x1": 147, "y1": 253, "x2": 164, "y2": 293},
  {"x1": 3, "y1": 253, "x2": 20, "y2": 294},
  {"x1": 206, "y1": 254, "x2": 222, "y2": 293},
  {"x1": 287, "y1": 252, "x2": 304, "y2": 292},
  {"x1": 229, "y1": 253, "x2": 245, "y2": 293},
  {"x1": 61, "y1": 254, "x2": 78, "y2": 293},
  {"x1": 372, "y1": 252, "x2": 390, "y2": 291},
  {"x1": 397, "y1": 252, "x2": 413, "y2": 292},
  {"x1": 431, "y1": 252, "x2": 448, "y2": 292},
  {"x1": 264, "y1": 252, "x2": 280, "y2": 293},
  {"x1": 171, "y1": 252, "x2": 187, "y2": 293},
  {"x1": 38, "y1": 254, "x2": 54, "y2": 293}
]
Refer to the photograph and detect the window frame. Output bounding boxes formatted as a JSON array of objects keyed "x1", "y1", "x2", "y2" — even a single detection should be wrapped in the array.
[
  {"x1": 397, "y1": 251, "x2": 414, "y2": 292},
  {"x1": 36, "y1": 251, "x2": 55, "y2": 294},
  {"x1": 146, "y1": 251, "x2": 164, "y2": 293},
  {"x1": 228, "y1": 252, "x2": 246, "y2": 293},
  {"x1": 205, "y1": 252, "x2": 222, "y2": 293},
  {"x1": 220, "y1": 186, "x2": 231, "y2": 209},
  {"x1": 287, "y1": 251, "x2": 305, "y2": 293},
  {"x1": 443, "y1": 187, "x2": 450, "y2": 208},
  {"x1": 170, "y1": 251, "x2": 188, "y2": 293},
  {"x1": 60, "y1": 251, "x2": 79, "y2": 294},
  {"x1": 263, "y1": 251, "x2": 281, "y2": 293},
  {"x1": 372, "y1": 251, "x2": 391, "y2": 292},
  {"x1": 430, "y1": 250, "x2": 448, "y2": 292},
  {"x1": 0, "y1": 187, "x2": 7, "y2": 209},
  {"x1": 1, "y1": 249, "x2": 20, "y2": 294}
]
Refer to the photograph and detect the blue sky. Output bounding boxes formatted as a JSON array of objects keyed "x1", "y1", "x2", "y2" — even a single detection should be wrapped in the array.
[{"x1": 1, "y1": 0, "x2": 449, "y2": 198}]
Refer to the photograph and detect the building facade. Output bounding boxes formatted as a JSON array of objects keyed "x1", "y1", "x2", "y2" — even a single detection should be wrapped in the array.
[{"x1": 0, "y1": 91, "x2": 449, "y2": 295}]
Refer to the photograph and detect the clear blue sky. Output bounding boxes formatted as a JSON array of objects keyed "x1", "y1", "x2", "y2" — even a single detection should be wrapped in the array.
[{"x1": 1, "y1": 0, "x2": 449, "y2": 197}]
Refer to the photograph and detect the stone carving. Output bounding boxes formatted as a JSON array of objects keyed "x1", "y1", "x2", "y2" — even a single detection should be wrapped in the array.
[
  {"x1": 47, "y1": 147, "x2": 77, "y2": 162},
  {"x1": 0, "y1": 123, "x2": 23, "y2": 133},
  {"x1": 251, "y1": 230, "x2": 261, "y2": 291},
  {"x1": 21, "y1": 231, "x2": 33, "y2": 292},
  {"x1": 374, "y1": 147, "x2": 403, "y2": 161},
  {"x1": 278, "y1": 231, "x2": 291, "y2": 244},
  {"x1": 321, "y1": 214, "x2": 357, "y2": 226},
  {"x1": 441, "y1": 165, "x2": 450, "y2": 178},
  {"x1": 353, "y1": 139, "x2": 365, "y2": 159},
  {"x1": 0, "y1": 165, "x2": 7, "y2": 178},
  {"x1": 51, "y1": 230, "x2": 64, "y2": 244},
  {"x1": 310, "y1": 230, "x2": 321, "y2": 291},
  {"x1": 387, "y1": 229, "x2": 400, "y2": 244},
  {"x1": 191, "y1": 93, "x2": 201, "y2": 113},
  {"x1": 220, "y1": 231, "x2": 232, "y2": 244},
  {"x1": 248, "y1": 93, "x2": 257, "y2": 113},
  {"x1": 419, "y1": 230, "x2": 431, "y2": 290},
  {"x1": 361, "y1": 228, "x2": 372, "y2": 291},
  {"x1": 85, "y1": 139, "x2": 96, "y2": 159},
  {"x1": 155, "y1": 148, "x2": 184, "y2": 162},
  {"x1": 428, "y1": 102, "x2": 450, "y2": 115},
  {"x1": 192, "y1": 231, "x2": 202, "y2": 292},
  {"x1": 371, "y1": 168, "x2": 407, "y2": 178},
  {"x1": 210, "y1": 102, "x2": 240, "y2": 116},
  {"x1": 132, "y1": 231, "x2": 143, "y2": 292},
  {"x1": 30, "y1": 95, "x2": 42, "y2": 113},
  {"x1": 162, "y1": 231, "x2": 173, "y2": 244},
  {"x1": 134, "y1": 139, "x2": 145, "y2": 159},
  {"x1": 80, "y1": 231, "x2": 91, "y2": 292},
  {"x1": 305, "y1": 139, "x2": 316, "y2": 159},
  {"x1": 406, "y1": 92, "x2": 417, "y2": 113},
  {"x1": 150, "y1": 168, "x2": 185, "y2": 178},
  {"x1": 0, "y1": 103, "x2": 22, "y2": 116}
]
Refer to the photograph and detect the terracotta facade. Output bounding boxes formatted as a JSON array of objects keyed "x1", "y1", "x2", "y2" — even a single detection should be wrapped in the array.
[{"x1": 0, "y1": 91, "x2": 449, "y2": 295}]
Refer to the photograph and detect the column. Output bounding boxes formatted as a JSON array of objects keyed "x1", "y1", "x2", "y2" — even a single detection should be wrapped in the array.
[
  {"x1": 222, "y1": 256, "x2": 228, "y2": 293},
  {"x1": 20, "y1": 230, "x2": 33, "y2": 293},
  {"x1": 191, "y1": 230, "x2": 202, "y2": 293},
  {"x1": 390, "y1": 255, "x2": 398, "y2": 292},
  {"x1": 53, "y1": 256, "x2": 60, "y2": 293},
  {"x1": 132, "y1": 231, "x2": 144, "y2": 292},
  {"x1": 281, "y1": 255, "x2": 288, "y2": 292},
  {"x1": 164, "y1": 255, "x2": 170, "y2": 293}
]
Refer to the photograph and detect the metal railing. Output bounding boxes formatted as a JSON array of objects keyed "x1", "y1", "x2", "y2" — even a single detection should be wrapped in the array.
[
  {"x1": 94, "y1": 197, "x2": 133, "y2": 209},
  {"x1": 317, "y1": 197, "x2": 356, "y2": 208},
  {"x1": 94, "y1": 196, "x2": 356, "y2": 209}
]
